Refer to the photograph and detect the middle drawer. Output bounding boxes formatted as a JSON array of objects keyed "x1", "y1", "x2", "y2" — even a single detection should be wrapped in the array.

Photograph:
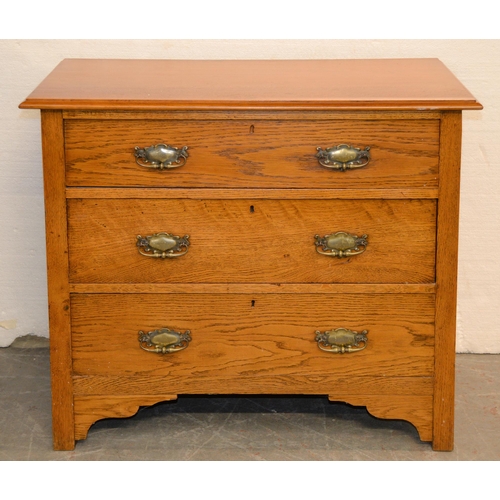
[{"x1": 68, "y1": 198, "x2": 436, "y2": 284}]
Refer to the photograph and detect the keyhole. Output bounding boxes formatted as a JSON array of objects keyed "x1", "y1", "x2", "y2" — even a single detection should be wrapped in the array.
[
  {"x1": 251, "y1": 300, "x2": 255, "y2": 307},
  {"x1": 250, "y1": 124, "x2": 255, "y2": 134},
  {"x1": 250, "y1": 205, "x2": 255, "y2": 213}
]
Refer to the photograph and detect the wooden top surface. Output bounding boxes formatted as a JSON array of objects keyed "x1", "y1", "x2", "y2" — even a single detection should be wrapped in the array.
[{"x1": 19, "y1": 58, "x2": 482, "y2": 111}]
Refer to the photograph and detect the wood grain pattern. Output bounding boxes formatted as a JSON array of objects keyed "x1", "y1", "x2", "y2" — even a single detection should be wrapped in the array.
[
  {"x1": 73, "y1": 395, "x2": 177, "y2": 441},
  {"x1": 70, "y1": 293, "x2": 435, "y2": 379},
  {"x1": 433, "y1": 112, "x2": 462, "y2": 451},
  {"x1": 40, "y1": 110, "x2": 75, "y2": 451},
  {"x1": 63, "y1": 109, "x2": 444, "y2": 121},
  {"x1": 65, "y1": 187, "x2": 439, "y2": 200},
  {"x1": 19, "y1": 59, "x2": 482, "y2": 110},
  {"x1": 331, "y1": 395, "x2": 433, "y2": 442},
  {"x1": 64, "y1": 119, "x2": 439, "y2": 189},
  {"x1": 68, "y1": 283, "x2": 436, "y2": 294},
  {"x1": 67, "y1": 198, "x2": 437, "y2": 284},
  {"x1": 73, "y1": 375, "x2": 433, "y2": 397},
  {"x1": 73, "y1": 392, "x2": 432, "y2": 443}
]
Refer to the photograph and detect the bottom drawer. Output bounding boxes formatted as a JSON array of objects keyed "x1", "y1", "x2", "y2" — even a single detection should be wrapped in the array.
[{"x1": 71, "y1": 293, "x2": 435, "y2": 394}]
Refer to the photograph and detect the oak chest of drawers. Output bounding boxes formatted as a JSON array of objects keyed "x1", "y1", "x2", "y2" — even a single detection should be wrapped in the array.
[{"x1": 20, "y1": 59, "x2": 482, "y2": 451}]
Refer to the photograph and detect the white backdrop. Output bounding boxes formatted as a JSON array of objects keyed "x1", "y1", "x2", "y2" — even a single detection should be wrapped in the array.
[{"x1": 1, "y1": 39, "x2": 498, "y2": 352}]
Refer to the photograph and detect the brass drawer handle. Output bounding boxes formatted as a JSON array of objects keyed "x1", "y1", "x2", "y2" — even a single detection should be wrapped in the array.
[
  {"x1": 139, "y1": 328, "x2": 191, "y2": 354},
  {"x1": 134, "y1": 144, "x2": 189, "y2": 170},
  {"x1": 315, "y1": 144, "x2": 370, "y2": 171},
  {"x1": 315, "y1": 328, "x2": 368, "y2": 354},
  {"x1": 315, "y1": 231, "x2": 368, "y2": 258},
  {"x1": 136, "y1": 232, "x2": 190, "y2": 258}
]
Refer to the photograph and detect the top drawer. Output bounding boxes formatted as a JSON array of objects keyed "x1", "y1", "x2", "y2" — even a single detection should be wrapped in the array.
[{"x1": 64, "y1": 118, "x2": 439, "y2": 189}]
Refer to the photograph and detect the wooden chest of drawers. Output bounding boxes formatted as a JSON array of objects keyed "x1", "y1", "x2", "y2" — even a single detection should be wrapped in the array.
[{"x1": 20, "y1": 59, "x2": 481, "y2": 451}]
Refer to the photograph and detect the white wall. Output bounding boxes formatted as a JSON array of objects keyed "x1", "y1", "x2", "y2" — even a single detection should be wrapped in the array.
[{"x1": 1, "y1": 39, "x2": 498, "y2": 352}]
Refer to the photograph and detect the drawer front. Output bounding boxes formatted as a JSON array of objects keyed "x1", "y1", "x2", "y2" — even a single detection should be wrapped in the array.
[
  {"x1": 64, "y1": 119, "x2": 439, "y2": 188},
  {"x1": 71, "y1": 293, "x2": 435, "y2": 386},
  {"x1": 67, "y1": 198, "x2": 437, "y2": 284}
]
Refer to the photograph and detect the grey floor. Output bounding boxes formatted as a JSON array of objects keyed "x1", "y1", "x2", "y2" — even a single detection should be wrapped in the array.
[{"x1": 1, "y1": 335, "x2": 499, "y2": 461}]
